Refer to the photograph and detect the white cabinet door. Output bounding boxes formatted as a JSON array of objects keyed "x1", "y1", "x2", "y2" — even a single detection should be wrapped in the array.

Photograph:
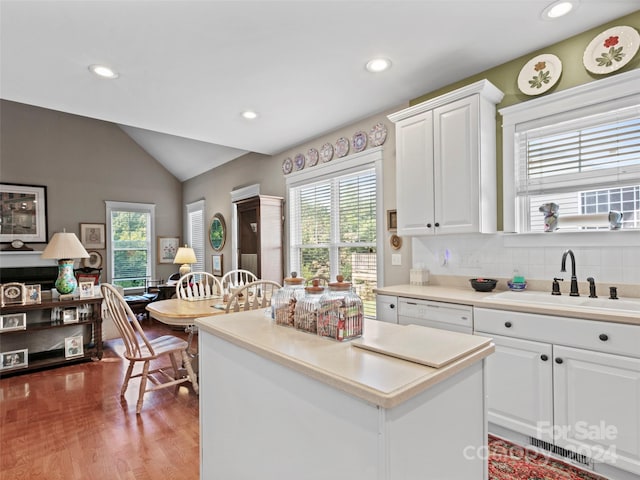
[
  {"x1": 433, "y1": 95, "x2": 480, "y2": 235},
  {"x1": 553, "y1": 345, "x2": 640, "y2": 476},
  {"x1": 478, "y1": 332, "x2": 554, "y2": 441},
  {"x1": 376, "y1": 294, "x2": 398, "y2": 324},
  {"x1": 394, "y1": 111, "x2": 435, "y2": 236}
]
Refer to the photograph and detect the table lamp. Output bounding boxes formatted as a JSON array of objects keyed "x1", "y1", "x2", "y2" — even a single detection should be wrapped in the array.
[
  {"x1": 41, "y1": 230, "x2": 90, "y2": 296},
  {"x1": 174, "y1": 245, "x2": 197, "y2": 276}
]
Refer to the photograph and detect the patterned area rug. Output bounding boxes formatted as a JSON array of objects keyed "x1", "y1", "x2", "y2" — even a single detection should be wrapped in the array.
[{"x1": 488, "y1": 435, "x2": 609, "y2": 480}]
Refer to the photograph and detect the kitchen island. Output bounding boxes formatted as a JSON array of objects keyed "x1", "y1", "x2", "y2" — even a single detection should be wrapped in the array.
[{"x1": 196, "y1": 310, "x2": 494, "y2": 480}]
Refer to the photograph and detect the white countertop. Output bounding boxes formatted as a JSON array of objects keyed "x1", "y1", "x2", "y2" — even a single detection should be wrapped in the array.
[
  {"x1": 375, "y1": 284, "x2": 640, "y2": 325},
  {"x1": 195, "y1": 310, "x2": 494, "y2": 409}
]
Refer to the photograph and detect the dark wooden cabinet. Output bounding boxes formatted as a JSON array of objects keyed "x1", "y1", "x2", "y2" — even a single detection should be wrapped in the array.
[
  {"x1": 234, "y1": 195, "x2": 283, "y2": 283},
  {"x1": 0, "y1": 293, "x2": 102, "y2": 377}
]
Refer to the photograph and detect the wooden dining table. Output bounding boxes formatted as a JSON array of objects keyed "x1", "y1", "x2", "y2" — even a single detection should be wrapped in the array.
[
  {"x1": 145, "y1": 297, "x2": 227, "y2": 327},
  {"x1": 146, "y1": 298, "x2": 228, "y2": 374}
]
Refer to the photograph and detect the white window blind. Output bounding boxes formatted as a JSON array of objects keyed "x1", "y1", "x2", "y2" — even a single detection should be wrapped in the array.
[
  {"x1": 517, "y1": 108, "x2": 640, "y2": 196},
  {"x1": 187, "y1": 200, "x2": 205, "y2": 272},
  {"x1": 106, "y1": 201, "x2": 155, "y2": 290}
]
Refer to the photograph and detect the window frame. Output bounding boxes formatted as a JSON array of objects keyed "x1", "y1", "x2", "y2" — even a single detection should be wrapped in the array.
[
  {"x1": 500, "y1": 69, "x2": 640, "y2": 234},
  {"x1": 285, "y1": 146, "x2": 384, "y2": 290},
  {"x1": 105, "y1": 200, "x2": 156, "y2": 292},
  {"x1": 186, "y1": 199, "x2": 206, "y2": 272}
]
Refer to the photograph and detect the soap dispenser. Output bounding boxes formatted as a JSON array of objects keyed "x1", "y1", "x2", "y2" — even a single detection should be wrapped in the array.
[{"x1": 509, "y1": 269, "x2": 527, "y2": 291}]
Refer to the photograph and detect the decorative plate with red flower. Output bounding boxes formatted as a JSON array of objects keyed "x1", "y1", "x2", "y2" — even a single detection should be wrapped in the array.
[
  {"x1": 583, "y1": 25, "x2": 640, "y2": 75},
  {"x1": 517, "y1": 54, "x2": 562, "y2": 95}
]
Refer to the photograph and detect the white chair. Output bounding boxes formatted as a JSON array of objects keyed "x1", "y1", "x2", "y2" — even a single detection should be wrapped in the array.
[
  {"x1": 100, "y1": 283, "x2": 199, "y2": 414},
  {"x1": 220, "y1": 269, "x2": 258, "y2": 292},
  {"x1": 175, "y1": 272, "x2": 223, "y2": 355},
  {"x1": 175, "y1": 271, "x2": 223, "y2": 300},
  {"x1": 225, "y1": 280, "x2": 281, "y2": 313}
]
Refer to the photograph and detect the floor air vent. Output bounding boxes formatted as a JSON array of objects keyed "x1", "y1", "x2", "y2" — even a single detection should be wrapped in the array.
[{"x1": 529, "y1": 437, "x2": 592, "y2": 468}]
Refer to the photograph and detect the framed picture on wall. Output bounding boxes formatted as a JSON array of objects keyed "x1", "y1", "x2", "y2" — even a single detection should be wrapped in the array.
[
  {"x1": 0, "y1": 183, "x2": 48, "y2": 243},
  {"x1": 387, "y1": 210, "x2": 397, "y2": 232},
  {"x1": 212, "y1": 254, "x2": 223, "y2": 276},
  {"x1": 158, "y1": 236, "x2": 180, "y2": 264},
  {"x1": 79, "y1": 223, "x2": 106, "y2": 249}
]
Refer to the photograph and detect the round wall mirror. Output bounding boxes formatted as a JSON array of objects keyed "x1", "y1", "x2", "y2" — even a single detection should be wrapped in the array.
[{"x1": 209, "y1": 213, "x2": 226, "y2": 251}]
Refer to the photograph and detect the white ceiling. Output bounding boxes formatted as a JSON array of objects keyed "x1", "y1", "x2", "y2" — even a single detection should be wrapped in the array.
[{"x1": 1, "y1": 1, "x2": 638, "y2": 181}]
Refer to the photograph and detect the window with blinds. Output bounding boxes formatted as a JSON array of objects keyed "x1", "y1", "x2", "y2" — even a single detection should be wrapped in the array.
[
  {"x1": 289, "y1": 167, "x2": 377, "y2": 317},
  {"x1": 187, "y1": 200, "x2": 205, "y2": 272},
  {"x1": 106, "y1": 201, "x2": 155, "y2": 290},
  {"x1": 516, "y1": 106, "x2": 640, "y2": 232}
]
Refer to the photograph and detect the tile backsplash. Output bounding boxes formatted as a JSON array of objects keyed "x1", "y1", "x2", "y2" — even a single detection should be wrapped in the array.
[{"x1": 411, "y1": 233, "x2": 640, "y2": 286}]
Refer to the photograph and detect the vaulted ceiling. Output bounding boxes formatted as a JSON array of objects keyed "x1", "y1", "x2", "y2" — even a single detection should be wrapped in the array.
[{"x1": 2, "y1": 1, "x2": 638, "y2": 180}]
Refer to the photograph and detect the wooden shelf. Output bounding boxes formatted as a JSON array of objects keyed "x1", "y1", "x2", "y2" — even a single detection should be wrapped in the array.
[{"x1": 0, "y1": 296, "x2": 102, "y2": 377}]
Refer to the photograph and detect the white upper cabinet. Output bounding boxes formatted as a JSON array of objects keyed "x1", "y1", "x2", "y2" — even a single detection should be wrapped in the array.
[{"x1": 389, "y1": 80, "x2": 503, "y2": 236}]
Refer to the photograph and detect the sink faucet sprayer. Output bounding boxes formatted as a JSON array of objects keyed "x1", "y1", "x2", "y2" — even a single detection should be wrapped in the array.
[{"x1": 560, "y1": 249, "x2": 580, "y2": 297}]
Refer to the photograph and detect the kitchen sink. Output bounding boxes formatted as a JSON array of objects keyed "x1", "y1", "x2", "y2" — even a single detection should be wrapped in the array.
[{"x1": 485, "y1": 290, "x2": 640, "y2": 313}]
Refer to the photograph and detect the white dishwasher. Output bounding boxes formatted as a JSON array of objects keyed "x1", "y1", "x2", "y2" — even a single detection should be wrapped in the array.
[{"x1": 398, "y1": 298, "x2": 473, "y2": 334}]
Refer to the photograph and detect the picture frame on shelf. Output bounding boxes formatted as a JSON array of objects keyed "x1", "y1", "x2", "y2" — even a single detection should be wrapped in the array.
[
  {"x1": 62, "y1": 306, "x2": 79, "y2": 324},
  {"x1": 212, "y1": 253, "x2": 223, "y2": 276},
  {"x1": 25, "y1": 284, "x2": 41, "y2": 304},
  {"x1": 0, "y1": 183, "x2": 48, "y2": 244},
  {"x1": 64, "y1": 336, "x2": 84, "y2": 359},
  {"x1": 0, "y1": 349, "x2": 28, "y2": 370},
  {"x1": 158, "y1": 236, "x2": 180, "y2": 264},
  {"x1": 79, "y1": 223, "x2": 106, "y2": 249},
  {"x1": 0, "y1": 313, "x2": 26, "y2": 332},
  {"x1": 79, "y1": 281, "x2": 95, "y2": 299},
  {"x1": 1, "y1": 282, "x2": 26, "y2": 307}
]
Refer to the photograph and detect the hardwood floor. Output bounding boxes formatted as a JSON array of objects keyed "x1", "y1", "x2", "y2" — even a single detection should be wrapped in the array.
[{"x1": 0, "y1": 321, "x2": 199, "y2": 480}]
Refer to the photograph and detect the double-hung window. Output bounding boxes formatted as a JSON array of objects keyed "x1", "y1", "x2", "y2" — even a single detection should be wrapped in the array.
[
  {"x1": 106, "y1": 201, "x2": 155, "y2": 291},
  {"x1": 501, "y1": 70, "x2": 640, "y2": 233},
  {"x1": 287, "y1": 148, "x2": 383, "y2": 317},
  {"x1": 186, "y1": 200, "x2": 205, "y2": 272}
]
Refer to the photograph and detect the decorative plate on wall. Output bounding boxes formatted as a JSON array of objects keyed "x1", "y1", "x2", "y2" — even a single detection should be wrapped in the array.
[
  {"x1": 352, "y1": 131, "x2": 368, "y2": 153},
  {"x1": 294, "y1": 153, "x2": 306, "y2": 171},
  {"x1": 282, "y1": 157, "x2": 293, "y2": 174},
  {"x1": 583, "y1": 25, "x2": 640, "y2": 75},
  {"x1": 390, "y1": 234, "x2": 402, "y2": 250},
  {"x1": 320, "y1": 142, "x2": 334, "y2": 163},
  {"x1": 335, "y1": 137, "x2": 350, "y2": 157},
  {"x1": 209, "y1": 213, "x2": 226, "y2": 251},
  {"x1": 83, "y1": 251, "x2": 103, "y2": 269},
  {"x1": 307, "y1": 148, "x2": 319, "y2": 167},
  {"x1": 369, "y1": 122, "x2": 388, "y2": 146},
  {"x1": 517, "y1": 54, "x2": 562, "y2": 95}
]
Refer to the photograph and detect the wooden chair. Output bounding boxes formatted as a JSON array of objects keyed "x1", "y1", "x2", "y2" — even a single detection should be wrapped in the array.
[
  {"x1": 225, "y1": 280, "x2": 282, "y2": 313},
  {"x1": 175, "y1": 272, "x2": 223, "y2": 301},
  {"x1": 100, "y1": 283, "x2": 199, "y2": 414},
  {"x1": 174, "y1": 272, "x2": 223, "y2": 355},
  {"x1": 220, "y1": 269, "x2": 258, "y2": 291}
]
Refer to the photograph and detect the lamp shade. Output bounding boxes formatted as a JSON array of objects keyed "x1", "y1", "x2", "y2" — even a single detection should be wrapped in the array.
[
  {"x1": 41, "y1": 232, "x2": 90, "y2": 260},
  {"x1": 174, "y1": 245, "x2": 197, "y2": 277},
  {"x1": 173, "y1": 246, "x2": 197, "y2": 265}
]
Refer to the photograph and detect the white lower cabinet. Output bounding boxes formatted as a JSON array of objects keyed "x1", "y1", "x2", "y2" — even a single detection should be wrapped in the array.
[
  {"x1": 480, "y1": 334, "x2": 553, "y2": 441},
  {"x1": 375, "y1": 294, "x2": 398, "y2": 323},
  {"x1": 475, "y1": 307, "x2": 640, "y2": 478},
  {"x1": 553, "y1": 345, "x2": 640, "y2": 476}
]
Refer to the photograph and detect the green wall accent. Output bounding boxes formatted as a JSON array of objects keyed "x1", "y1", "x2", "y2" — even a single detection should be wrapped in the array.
[{"x1": 410, "y1": 10, "x2": 640, "y2": 231}]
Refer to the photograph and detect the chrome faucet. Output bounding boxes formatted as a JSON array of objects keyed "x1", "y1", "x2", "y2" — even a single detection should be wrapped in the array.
[{"x1": 560, "y1": 249, "x2": 579, "y2": 297}]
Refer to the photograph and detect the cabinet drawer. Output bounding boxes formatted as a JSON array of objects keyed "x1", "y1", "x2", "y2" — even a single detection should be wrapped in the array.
[{"x1": 474, "y1": 308, "x2": 640, "y2": 358}]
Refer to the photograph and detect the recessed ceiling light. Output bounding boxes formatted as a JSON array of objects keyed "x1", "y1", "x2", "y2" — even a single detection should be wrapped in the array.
[
  {"x1": 365, "y1": 58, "x2": 392, "y2": 73},
  {"x1": 542, "y1": 0, "x2": 576, "y2": 19},
  {"x1": 88, "y1": 64, "x2": 119, "y2": 79},
  {"x1": 241, "y1": 110, "x2": 258, "y2": 120}
]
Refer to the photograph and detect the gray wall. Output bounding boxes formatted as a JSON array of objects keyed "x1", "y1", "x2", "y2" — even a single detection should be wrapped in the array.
[
  {"x1": 182, "y1": 105, "x2": 409, "y2": 287},
  {"x1": 0, "y1": 100, "x2": 183, "y2": 282}
]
